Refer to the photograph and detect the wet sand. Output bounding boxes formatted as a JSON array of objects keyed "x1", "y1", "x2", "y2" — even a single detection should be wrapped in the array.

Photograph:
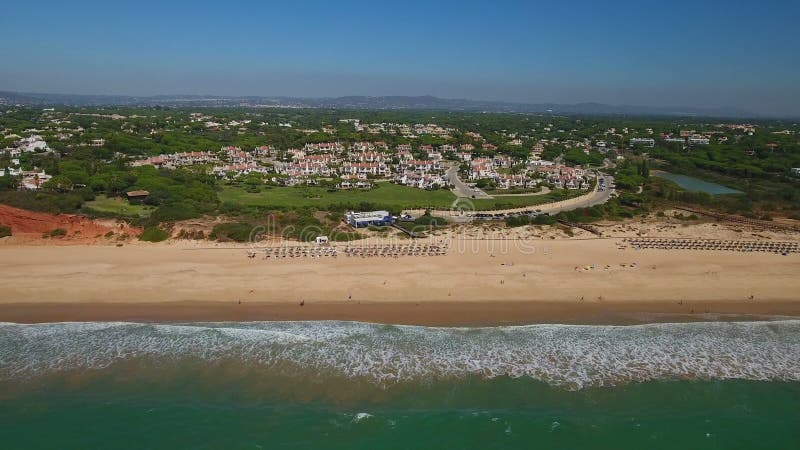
[{"x1": 1, "y1": 299, "x2": 799, "y2": 326}]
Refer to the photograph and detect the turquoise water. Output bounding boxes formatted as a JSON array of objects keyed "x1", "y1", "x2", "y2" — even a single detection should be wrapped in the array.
[
  {"x1": 656, "y1": 172, "x2": 743, "y2": 195},
  {"x1": 1, "y1": 321, "x2": 799, "y2": 449}
]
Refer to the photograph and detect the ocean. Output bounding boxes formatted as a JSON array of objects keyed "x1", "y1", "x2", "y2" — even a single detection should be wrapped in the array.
[{"x1": 1, "y1": 320, "x2": 799, "y2": 449}]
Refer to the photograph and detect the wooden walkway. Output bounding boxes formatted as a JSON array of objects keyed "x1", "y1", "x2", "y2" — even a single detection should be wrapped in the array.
[{"x1": 675, "y1": 207, "x2": 800, "y2": 233}]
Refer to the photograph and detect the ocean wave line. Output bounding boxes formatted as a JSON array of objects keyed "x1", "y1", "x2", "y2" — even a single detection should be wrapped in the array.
[{"x1": 1, "y1": 320, "x2": 798, "y2": 390}]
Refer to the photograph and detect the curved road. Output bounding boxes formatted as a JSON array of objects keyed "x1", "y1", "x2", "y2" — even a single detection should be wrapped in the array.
[
  {"x1": 538, "y1": 174, "x2": 614, "y2": 215},
  {"x1": 491, "y1": 186, "x2": 551, "y2": 197},
  {"x1": 446, "y1": 165, "x2": 491, "y2": 199},
  {"x1": 405, "y1": 173, "x2": 615, "y2": 220},
  {"x1": 446, "y1": 165, "x2": 552, "y2": 199}
]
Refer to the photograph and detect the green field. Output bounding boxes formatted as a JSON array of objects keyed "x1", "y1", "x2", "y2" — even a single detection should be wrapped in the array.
[
  {"x1": 220, "y1": 182, "x2": 584, "y2": 212},
  {"x1": 84, "y1": 195, "x2": 154, "y2": 218},
  {"x1": 220, "y1": 182, "x2": 456, "y2": 211},
  {"x1": 470, "y1": 190, "x2": 585, "y2": 210}
]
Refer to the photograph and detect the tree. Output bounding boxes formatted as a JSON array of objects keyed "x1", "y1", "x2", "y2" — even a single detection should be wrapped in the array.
[
  {"x1": 243, "y1": 172, "x2": 264, "y2": 186},
  {"x1": 43, "y1": 175, "x2": 74, "y2": 192},
  {"x1": 0, "y1": 175, "x2": 19, "y2": 190},
  {"x1": 637, "y1": 160, "x2": 650, "y2": 179}
]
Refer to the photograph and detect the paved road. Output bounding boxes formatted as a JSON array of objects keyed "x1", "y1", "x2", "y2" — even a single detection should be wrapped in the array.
[
  {"x1": 539, "y1": 174, "x2": 614, "y2": 215},
  {"x1": 491, "y1": 186, "x2": 551, "y2": 197},
  {"x1": 469, "y1": 173, "x2": 615, "y2": 216},
  {"x1": 602, "y1": 158, "x2": 616, "y2": 169},
  {"x1": 445, "y1": 164, "x2": 554, "y2": 199},
  {"x1": 404, "y1": 173, "x2": 615, "y2": 220},
  {"x1": 445, "y1": 165, "x2": 491, "y2": 199}
]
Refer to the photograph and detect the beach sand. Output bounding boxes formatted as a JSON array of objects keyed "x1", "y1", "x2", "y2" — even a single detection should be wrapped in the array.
[{"x1": 1, "y1": 232, "x2": 799, "y2": 325}]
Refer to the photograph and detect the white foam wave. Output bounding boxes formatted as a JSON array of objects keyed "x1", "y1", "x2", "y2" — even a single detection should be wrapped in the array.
[
  {"x1": 352, "y1": 412, "x2": 372, "y2": 423},
  {"x1": 1, "y1": 320, "x2": 799, "y2": 389}
]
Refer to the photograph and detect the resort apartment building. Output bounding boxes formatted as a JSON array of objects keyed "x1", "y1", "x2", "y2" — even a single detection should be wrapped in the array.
[
  {"x1": 304, "y1": 142, "x2": 345, "y2": 154},
  {"x1": 688, "y1": 135, "x2": 710, "y2": 145},
  {"x1": 402, "y1": 159, "x2": 440, "y2": 173},
  {"x1": 394, "y1": 171, "x2": 448, "y2": 190},
  {"x1": 16, "y1": 135, "x2": 50, "y2": 153},
  {"x1": 469, "y1": 158, "x2": 497, "y2": 180},
  {"x1": 629, "y1": 138, "x2": 655, "y2": 147},
  {"x1": 130, "y1": 151, "x2": 218, "y2": 169},
  {"x1": 340, "y1": 161, "x2": 391, "y2": 177}
]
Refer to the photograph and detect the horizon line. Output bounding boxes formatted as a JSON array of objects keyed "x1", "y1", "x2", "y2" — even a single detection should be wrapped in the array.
[{"x1": 2, "y1": 89, "x2": 797, "y2": 120}]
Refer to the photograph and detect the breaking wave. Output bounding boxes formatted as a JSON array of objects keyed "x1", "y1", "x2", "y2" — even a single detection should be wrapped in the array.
[{"x1": 1, "y1": 320, "x2": 799, "y2": 390}]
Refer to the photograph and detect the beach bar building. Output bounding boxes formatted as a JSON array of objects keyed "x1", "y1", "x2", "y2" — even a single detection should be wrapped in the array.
[
  {"x1": 345, "y1": 210, "x2": 393, "y2": 228},
  {"x1": 126, "y1": 190, "x2": 150, "y2": 203}
]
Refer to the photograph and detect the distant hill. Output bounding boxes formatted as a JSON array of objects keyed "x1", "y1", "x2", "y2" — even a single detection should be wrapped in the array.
[{"x1": 0, "y1": 91, "x2": 763, "y2": 118}]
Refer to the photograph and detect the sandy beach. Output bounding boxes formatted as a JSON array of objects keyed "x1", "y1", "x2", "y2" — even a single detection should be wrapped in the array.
[{"x1": 2, "y1": 217, "x2": 799, "y2": 325}]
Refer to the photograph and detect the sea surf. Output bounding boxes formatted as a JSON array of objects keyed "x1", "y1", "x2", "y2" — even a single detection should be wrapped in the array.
[{"x1": 1, "y1": 320, "x2": 798, "y2": 448}]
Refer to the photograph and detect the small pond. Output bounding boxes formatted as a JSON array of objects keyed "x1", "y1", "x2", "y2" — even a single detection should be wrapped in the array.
[{"x1": 656, "y1": 172, "x2": 743, "y2": 195}]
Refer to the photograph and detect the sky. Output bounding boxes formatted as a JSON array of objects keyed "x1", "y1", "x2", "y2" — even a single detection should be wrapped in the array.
[{"x1": 1, "y1": 0, "x2": 799, "y2": 116}]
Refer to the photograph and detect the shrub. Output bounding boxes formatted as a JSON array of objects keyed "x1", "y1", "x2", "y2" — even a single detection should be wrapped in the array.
[
  {"x1": 139, "y1": 227, "x2": 169, "y2": 242},
  {"x1": 219, "y1": 201, "x2": 245, "y2": 216},
  {"x1": 0, "y1": 225, "x2": 11, "y2": 238},
  {"x1": 210, "y1": 222, "x2": 256, "y2": 242},
  {"x1": 75, "y1": 187, "x2": 96, "y2": 201},
  {"x1": 151, "y1": 203, "x2": 200, "y2": 222},
  {"x1": 532, "y1": 214, "x2": 557, "y2": 225},
  {"x1": 414, "y1": 215, "x2": 447, "y2": 226},
  {"x1": 505, "y1": 215, "x2": 531, "y2": 227},
  {"x1": 43, "y1": 228, "x2": 68, "y2": 238},
  {"x1": 285, "y1": 212, "x2": 325, "y2": 242},
  {"x1": 0, "y1": 191, "x2": 84, "y2": 214}
]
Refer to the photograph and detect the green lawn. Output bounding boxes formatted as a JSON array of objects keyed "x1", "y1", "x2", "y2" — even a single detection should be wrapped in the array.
[
  {"x1": 219, "y1": 182, "x2": 457, "y2": 211},
  {"x1": 84, "y1": 195, "x2": 154, "y2": 218},
  {"x1": 470, "y1": 190, "x2": 585, "y2": 210},
  {"x1": 220, "y1": 182, "x2": 586, "y2": 212}
]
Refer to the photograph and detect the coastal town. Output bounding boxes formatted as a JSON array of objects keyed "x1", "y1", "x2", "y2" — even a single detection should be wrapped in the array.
[
  {"x1": 0, "y1": 106, "x2": 798, "y2": 290},
  {"x1": 1, "y1": 107, "x2": 793, "y2": 204}
]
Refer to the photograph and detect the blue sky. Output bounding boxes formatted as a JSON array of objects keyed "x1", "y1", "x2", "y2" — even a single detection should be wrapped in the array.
[{"x1": 1, "y1": 0, "x2": 799, "y2": 115}]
